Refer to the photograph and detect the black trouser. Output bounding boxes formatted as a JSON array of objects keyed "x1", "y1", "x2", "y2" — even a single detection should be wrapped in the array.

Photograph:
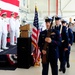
[
  {"x1": 65, "y1": 46, "x2": 71, "y2": 64},
  {"x1": 59, "y1": 46, "x2": 66, "y2": 70},
  {"x1": 73, "y1": 32, "x2": 75, "y2": 42},
  {"x1": 42, "y1": 53, "x2": 58, "y2": 75}
]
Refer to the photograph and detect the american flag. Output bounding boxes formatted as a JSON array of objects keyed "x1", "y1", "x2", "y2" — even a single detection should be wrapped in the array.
[
  {"x1": 0, "y1": 0, "x2": 19, "y2": 17},
  {"x1": 31, "y1": 6, "x2": 40, "y2": 66}
]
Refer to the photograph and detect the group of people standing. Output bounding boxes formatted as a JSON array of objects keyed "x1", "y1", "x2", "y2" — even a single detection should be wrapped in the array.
[
  {"x1": 0, "y1": 8, "x2": 20, "y2": 52},
  {"x1": 38, "y1": 16, "x2": 74, "y2": 75}
]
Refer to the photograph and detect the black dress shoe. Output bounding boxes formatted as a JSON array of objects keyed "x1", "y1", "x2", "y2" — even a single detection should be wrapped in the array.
[
  {"x1": 59, "y1": 68, "x2": 62, "y2": 71},
  {"x1": 67, "y1": 63, "x2": 70, "y2": 68},
  {"x1": 62, "y1": 68, "x2": 66, "y2": 73}
]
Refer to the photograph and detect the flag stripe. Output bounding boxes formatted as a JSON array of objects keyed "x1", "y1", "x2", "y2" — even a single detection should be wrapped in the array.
[
  {"x1": 2, "y1": 0, "x2": 19, "y2": 6},
  {"x1": 32, "y1": 28, "x2": 38, "y2": 34},
  {"x1": 32, "y1": 37, "x2": 37, "y2": 44},
  {"x1": 32, "y1": 31, "x2": 38, "y2": 38},
  {"x1": 32, "y1": 34, "x2": 37, "y2": 41},
  {"x1": 0, "y1": 1, "x2": 19, "y2": 13}
]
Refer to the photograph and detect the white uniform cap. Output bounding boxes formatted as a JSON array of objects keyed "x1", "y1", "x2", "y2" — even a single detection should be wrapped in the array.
[{"x1": 1, "y1": 12, "x2": 7, "y2": 16}]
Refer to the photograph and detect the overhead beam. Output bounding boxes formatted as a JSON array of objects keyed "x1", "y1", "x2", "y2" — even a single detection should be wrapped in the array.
[
  {"x1": 61, "y1": 0, "x2": 72, "y2": 11},
  {"x1": 48, "y1": 0, "x2": 50, "y2": 15},
  {"x1": 56, "y1": 0, "x2": 58, "y2": 15}
]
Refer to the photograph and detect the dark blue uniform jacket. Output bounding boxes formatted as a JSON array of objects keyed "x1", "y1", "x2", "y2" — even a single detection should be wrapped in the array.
[
  {"x1": 38, "y1": 29, "x2": 61, "y2": 59},
  {"x1": 68, "y1": 28, "x2": 74, "y2": 45}
]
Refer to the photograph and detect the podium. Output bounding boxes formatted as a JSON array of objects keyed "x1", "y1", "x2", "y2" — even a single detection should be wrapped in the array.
[
  {"x1": 17, "y1": 38, "x2": 31, "y2": 69},
  {"x1": 20, "y1": 24, "x2": 31, "y2": 38}
]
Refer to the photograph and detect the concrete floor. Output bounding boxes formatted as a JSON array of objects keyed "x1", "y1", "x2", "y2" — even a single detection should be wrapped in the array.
[{"x1": 0, "y1": 43, "x2": 75, "y2": 75}]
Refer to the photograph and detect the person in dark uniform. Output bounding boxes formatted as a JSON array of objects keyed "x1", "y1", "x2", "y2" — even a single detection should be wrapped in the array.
[
  {"x1": 54, "y1": 16, "x2": 61, "y2": 32},
  {"x1": 38, "y1": 17, "x2": 61, "y2": 75},
  {"x1": 54, "y1": 17, "x2": 68, "y2": 73},
  {"x1": 59, "y1": 20, "x2": 69, "y2": 73},
  {"x1": 71, "y1": 23, "x2": 75, "y2": 42},
  {"x1": 65, "y1": 22, "x2": 74, "y2": 68}
]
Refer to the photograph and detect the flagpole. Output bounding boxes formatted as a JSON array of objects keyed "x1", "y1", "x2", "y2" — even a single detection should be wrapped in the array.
[{"x1": 35, "y1": 1, "x2": 38, "y2": 9}]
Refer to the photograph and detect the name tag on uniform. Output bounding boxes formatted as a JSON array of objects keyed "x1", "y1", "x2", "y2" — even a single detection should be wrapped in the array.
[
  {"x1": 51, "y1": 32, "x2": 55, "y2": 35},
  {"x1": 42, "y1": 34, "x2": 45, "y2": 36},
  {"x1": 62, "y1": 40, "x2": 65, "y2": 43},
  {"x1": 42, "y1": 34, "x2": 45, "y2": 38}
]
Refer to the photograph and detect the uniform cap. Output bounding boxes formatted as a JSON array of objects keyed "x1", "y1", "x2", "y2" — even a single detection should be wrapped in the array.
[
  {"x1": 45, "y1": 16, "x2": 52, "y2": 22},
  {"x1": 55, "y1": 15, "x2": 61, "y2": 20},
  {"x1": 1, "y1": 12, "x2": 7, "y2": 16},
  {"x1": 61, "y1": 19, "x2": 67, "y2": 24}
]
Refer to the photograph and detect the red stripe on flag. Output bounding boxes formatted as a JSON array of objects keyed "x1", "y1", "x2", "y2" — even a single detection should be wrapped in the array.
[
  {"x1": 32, "y1": 29, "x2": 40, "y2": 47},
  {"x1": 32, "y1": 34, "x2": 37, "y2": 41},
  {"x1": 33, "y1": 28, "x2": 38, "y2": 34},
  {"x1": 2, "y1": 0, "x2": 19, "y2": 6}
]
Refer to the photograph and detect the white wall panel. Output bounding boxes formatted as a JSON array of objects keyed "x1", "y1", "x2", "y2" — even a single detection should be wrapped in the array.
[{"x1": 19, "y1": 0, "x2": 75, "y2": 23}]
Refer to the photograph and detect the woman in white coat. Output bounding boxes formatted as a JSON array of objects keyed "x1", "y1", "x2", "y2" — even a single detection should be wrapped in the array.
[
  {"x1": 2, "y1": 12, "x2": 9, "y2": 50},
  {"x1": 15, "y1": 15, "x2": 20, "y2": 43},
  {"x1": 9, "y1": 13, "x2": 16, "y2": 46}
]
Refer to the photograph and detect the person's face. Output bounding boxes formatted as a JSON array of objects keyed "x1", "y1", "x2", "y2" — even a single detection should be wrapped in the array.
[
  {"x1": 3, "y1": 15, "x2": 7, "y2": 18},
  {"x1": 45, "y1": 22, "x2": 51, "y2": 29},
  {"x1": 16, "y1": 16, "x2": 19, "y2": 19},
  {"x1": 62, "y1": 23, "x2": 66, "y2": 26},
  {"x1": 12, "y1": 14, "x2": 15, "y2": 18},
  {"x1": 66, "y1": 24, "x2": 68, "y2": 27},
  {"x1": 55, "y1": 20, "x2": 61, "y2": 25},
  {"x1": 69, "y1": 25, "x2": 71, "y2": 28},
  {"x1": 0, "y1": 10, "x2": 1, "y2": 14}
]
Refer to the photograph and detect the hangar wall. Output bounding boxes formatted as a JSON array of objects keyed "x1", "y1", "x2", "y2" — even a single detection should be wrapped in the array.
[{"x1": 19, "y1": 0, "x2": 75, "y2": 23}]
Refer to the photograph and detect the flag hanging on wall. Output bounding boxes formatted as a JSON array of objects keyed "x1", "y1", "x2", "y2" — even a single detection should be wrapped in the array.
[
  {"x1": 31, "y1": 5, "x2": 41, "y2": 66},
  {"x1": 0, "y1": 0, "x2": 19, "y2": 17}
]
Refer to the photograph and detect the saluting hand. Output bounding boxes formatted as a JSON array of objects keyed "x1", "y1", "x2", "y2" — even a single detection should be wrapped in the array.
[
  {"x1": 42, "y1": 50, "x2": 46, "y2": 55},
  {"x1": 45, "y1": 37, "x2": 52, "y2": 43}
]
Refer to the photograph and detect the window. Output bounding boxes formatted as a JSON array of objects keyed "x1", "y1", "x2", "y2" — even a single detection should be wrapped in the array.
[{"x1": 23, "y1": 0, "x2": 25, "y2": 6}]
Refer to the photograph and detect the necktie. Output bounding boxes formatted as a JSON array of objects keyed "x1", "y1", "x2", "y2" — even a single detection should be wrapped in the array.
[{"x1": 56, "y1": 26, "x2": 59, "y2": 30}]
